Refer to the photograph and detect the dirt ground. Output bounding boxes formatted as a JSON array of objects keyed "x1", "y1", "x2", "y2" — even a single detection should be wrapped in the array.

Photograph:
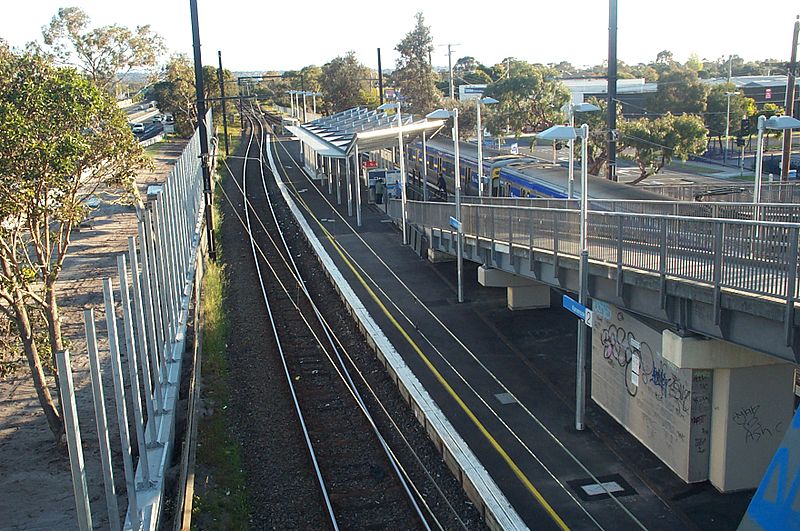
[{"x1": 0, "y1": 139, "x2": 187, "y2": 530}]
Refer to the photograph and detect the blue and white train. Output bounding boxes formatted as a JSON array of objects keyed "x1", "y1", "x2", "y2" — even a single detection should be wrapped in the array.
[{"x1": 405, "y1": 137, "x2": 666, "y2": 202}]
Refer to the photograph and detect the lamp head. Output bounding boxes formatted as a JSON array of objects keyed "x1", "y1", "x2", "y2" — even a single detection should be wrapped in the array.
[
  {"x1": 573, "y1": 102, "x2": 601, "y2": 113},
  {"x1": 536, "y1": 125, "x2": 577, "y2": 141},
  {"x1": 426, "y1": 109, "x2": 452, "y2": 120},
  {"x1": 765, "y1": 115, "x2": 800, "y2": 130},
  {"x1": 480, "y1": 97, "x2": 499, "y2": 105}
]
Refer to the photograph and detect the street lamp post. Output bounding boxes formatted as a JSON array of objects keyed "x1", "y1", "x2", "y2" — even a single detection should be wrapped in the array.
[
  {"x1": 286, "y1": 90, "x2": 294, "y2": 118},
  {"x1": 476, "y1": 97, "x2": 499, "y2": 197},
  {"x1": 753, "y1": 114, "x2": 800, "y2": 217},
  {"x1": 427, "y1": 108, "x2": 464, "y2": 302},
  {"x1": 561, "y1": 102, "x2": 601, "y2": 199},
  {"x1": 537, "y1": 122, "x2": 591, "y2": 430},
  {"x1": 724, "y1": 91, "x2": 740, "y2": 165},
  {"x1": 379, "y1": 101, "x2": 409, "y2": 244}
]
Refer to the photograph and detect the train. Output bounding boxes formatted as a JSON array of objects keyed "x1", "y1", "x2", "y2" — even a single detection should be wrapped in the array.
[{"x1": 404, "y1": 136, "x2": 667, "y2": 202}]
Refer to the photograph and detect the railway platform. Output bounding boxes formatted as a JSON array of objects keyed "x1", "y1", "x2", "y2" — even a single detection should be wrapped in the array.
[{"x1": 269, "y1": 136, "x2": 753, "y2": 530}]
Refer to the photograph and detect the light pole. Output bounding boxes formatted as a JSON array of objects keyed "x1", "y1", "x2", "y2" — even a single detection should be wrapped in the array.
[
  {"x1": 427, "y1": 108, "x2": 463, "y2": 302},
  {"x1": 379, "y1": 101, "x2": 409, "y2": 245},
  {"x1": 537, "y1": 122, "x2": 590, "y2": 430},
  {"x1": 561, "y1": 102, "x2": 600, "y2": 199},
  {"x1": 753, "y1": 114, "x2": 800, "y2": 216},
  {"x1": 476, "y1": 97, "x2": 498, "y2": 197},
  {"x1": 301, "y1": 91, "x2": 308, "y2": 122},
  {"x1": 287, "y1": 90, "x2": 296, "y2": 118},
  {"x1": 724, "y1": 91, "x2": 740, "y2": 165}
]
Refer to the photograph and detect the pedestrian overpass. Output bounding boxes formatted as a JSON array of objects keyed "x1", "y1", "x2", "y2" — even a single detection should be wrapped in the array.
[{"x1": 388, "y1": 197, "x2": 799, "y2": 495}]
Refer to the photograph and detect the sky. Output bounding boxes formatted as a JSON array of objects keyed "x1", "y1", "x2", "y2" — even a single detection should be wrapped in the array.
[{"x1": 2, "y1": 1, "x2": 799, "y2": 73}]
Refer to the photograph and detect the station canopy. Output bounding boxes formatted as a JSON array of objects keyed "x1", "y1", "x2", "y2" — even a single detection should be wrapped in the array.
[{"x1": 286, "y1": 106, "x2": 448, "y2": 158}]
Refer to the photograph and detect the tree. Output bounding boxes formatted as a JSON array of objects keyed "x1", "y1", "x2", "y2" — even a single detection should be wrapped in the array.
[
  {"x1": 648, "y1": 67, "x2": 707, "y2": 115},
  {"x1": 320, "y1": 52, "x2": 376, "y2": 113},
  {"x1": 0, "y1": 50, "x2": 149, "y2": 443},
  {"x1": 393, "y1": 12, "x2": 441, "y2": 116},
  {"x1": 578, "y1": 97, "x2": 623, "y2": 176},
  {"x1": 40, "y1": 7, "x2": 165, "y2": 96},
  {"x1": 148, "y1": 54, "x2": 228, "y2": 136},
  {"x1": 621, "y1": 113, "x2": 707, "y2": 182},
  {"x1": 483, "y1": 65, "x2": 570, "y2": 136},
  {"x1": 704, "y1": 83, "x2": 756, "y2": 149}
]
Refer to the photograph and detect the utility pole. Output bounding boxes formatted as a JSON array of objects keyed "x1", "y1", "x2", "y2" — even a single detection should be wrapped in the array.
[
  {"x1": 781, "y1": 15, "x2": 800, "y2": 180},
  {"x1": 607, "y1": 0, "x2": 618, "y2": 181},
  {"x1": 448, "y1": 44, "x2": 455, "y2": 100},
  {"x1": 724, "y1": 55, "x2": 733, "y2": 166},
  {"x1": 189, "y1": 0, "x2": 216, "y2": 261},
  {"x1": 377, "y1": 48, "x2": 384, "y2": 106},
  {"x1": 217, "y1": 51, "x2": 229, "y2": 156}
]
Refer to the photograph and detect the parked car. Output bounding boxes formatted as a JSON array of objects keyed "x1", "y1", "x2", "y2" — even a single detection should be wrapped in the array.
[
  {"x1": 130, "y1": 122, "x2": 145, "y2": 133},
  {"x1": 152, "y1": 114, "x2": 164, "y2": 124}
]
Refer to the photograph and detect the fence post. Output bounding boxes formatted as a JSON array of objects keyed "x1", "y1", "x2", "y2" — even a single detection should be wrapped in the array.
[
  {"x1": 102, "y1": 278, "x2": 141, "y2": 530},
  {"x1": 117, "y1": 255, "x2": 152, "y2": 486},
  {"x1": 83, "y1": 310, "x2": 121, "y2": 531},
  {"x1": 659, "y1": 219, "x2": 668, "y2": 309},
  {"x1": 127, "y1": 237, "x2": 159, "y2": 428},
  {"x1": 785, "y1": 227, "x2": 799, "y2": 346},
  {"x1": 616, "y1": 216, "x2": 624, "y2": 298},
  {"x1": 155, "y1": 197, "x2": 177, "y2": 343},
  {"x1": 144, "y1": 209, "x2": 168, "y2": 378},
  {"x1": 138, "y1": 219, "x2": 166, "y2": 410},
  {"x1": 712, "y1": 223, "x2": 724, "y2": 325},
  {"x1": 56, "y1": 349, "x2": 93, "y2": 531}
]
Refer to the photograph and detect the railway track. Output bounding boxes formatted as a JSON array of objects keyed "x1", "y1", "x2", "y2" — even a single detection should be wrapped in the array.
[{"x1": 213, "y1": 106, "x2": 485, "y2": 530}]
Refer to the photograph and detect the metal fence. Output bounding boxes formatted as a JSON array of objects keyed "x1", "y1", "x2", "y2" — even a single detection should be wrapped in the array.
[
  {"x1": 57, "y1": 111, "x2": 212, "y2": 531},
  {"x1": 460, "y1": 196, "x2": 800, "y2": 222},
  {"x1": 400, "y1": 199, "x2": 800, "y2": 307},
  {"x1": 642, "y1": 182, "x2": 800, "y2": 203}
]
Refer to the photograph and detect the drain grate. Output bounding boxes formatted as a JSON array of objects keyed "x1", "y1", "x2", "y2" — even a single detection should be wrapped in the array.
[{"x1": 567, "y1": 474, "x2": 637, "y2": 501}]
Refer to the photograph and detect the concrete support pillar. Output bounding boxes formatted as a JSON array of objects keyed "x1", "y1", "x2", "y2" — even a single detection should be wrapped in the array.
[
  {"x1": 477, "y1": 266, "x2": 550, "y2": 310},
  {"x1": 427, "y1": 248, "x2": 455, "y2": 263},
  {"x1": 663, "y1": 330, "x2": 795, "y2": 492}
]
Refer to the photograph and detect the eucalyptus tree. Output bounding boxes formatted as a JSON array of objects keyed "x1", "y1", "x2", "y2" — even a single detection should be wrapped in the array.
[
  {"x1": 0, "y1": 50, "x2": 148, "y2": 443},
  {"x1": 40, "y1": 6, "x2": 165, "y2": 96},
  {"x1": 393, "y1": 12, "x2": 441, "y2": 116},
  {"x1": 482, "y1": 64, "x2": 570, "y2": 137},
  {"x1": 321, "y1": 52, "x2": 376, "y2": 113},
  {"x1": 621, "y1": 113, "x2": 707, "y2": 182}
]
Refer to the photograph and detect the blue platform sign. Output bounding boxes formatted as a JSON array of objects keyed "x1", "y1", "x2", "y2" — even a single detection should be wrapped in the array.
[
  {"x1": 563, "y1": 294, "x2": 587, "y2": 320},
  {"x1": 449, "y1": 216, "x2": 462, "y2": 231}
]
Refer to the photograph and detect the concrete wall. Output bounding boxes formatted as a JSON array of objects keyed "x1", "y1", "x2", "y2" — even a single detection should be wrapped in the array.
[
  {"x1": 591, "y1": 300, "x2": 712, "y2": 483},
  {"x1": 709, "y1": 364, "x2": 794, "y2": 492}
]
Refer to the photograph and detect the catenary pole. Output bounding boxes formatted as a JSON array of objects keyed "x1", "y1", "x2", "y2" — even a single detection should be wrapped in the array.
[
  {"x1": 190, "y1": 0, "x2": 216, "y2": 260},
  {"x1": 607, "y1": 0, "x2": 618, "y2": 181},
  {"x1": 781, "y1": 15, "x2": 800, "y2": 180},
  {"x1": 218, "y1": 51, "x2": 229, "y2": 156}
]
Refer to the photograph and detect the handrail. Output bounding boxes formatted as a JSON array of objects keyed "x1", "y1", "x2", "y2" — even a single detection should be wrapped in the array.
[
  {"x1": 402, "y1": 199, "x2": 800, "y2": 308},
  {"x1": 408, "y1": 199, "x2": 800, "y2": 229}
]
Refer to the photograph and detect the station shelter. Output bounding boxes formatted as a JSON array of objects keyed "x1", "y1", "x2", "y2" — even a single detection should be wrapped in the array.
[{"x1": 285, "y1": 106, "x2": 447, "y2": 226}]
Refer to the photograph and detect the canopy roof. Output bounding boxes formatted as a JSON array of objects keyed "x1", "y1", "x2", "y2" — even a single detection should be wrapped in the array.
[{"x1": 287, "y1": 106, "x2": 447, "y2": 158}]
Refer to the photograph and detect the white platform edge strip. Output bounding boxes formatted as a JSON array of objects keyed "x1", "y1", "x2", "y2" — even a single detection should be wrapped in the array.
[{"x1": 266, "y1": 135, "x2": 527, "y2": 531}]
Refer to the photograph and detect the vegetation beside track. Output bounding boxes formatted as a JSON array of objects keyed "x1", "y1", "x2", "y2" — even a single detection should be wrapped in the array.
[{"x1": 191, "y1": 130, "x2": 251, "y2": 530}]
